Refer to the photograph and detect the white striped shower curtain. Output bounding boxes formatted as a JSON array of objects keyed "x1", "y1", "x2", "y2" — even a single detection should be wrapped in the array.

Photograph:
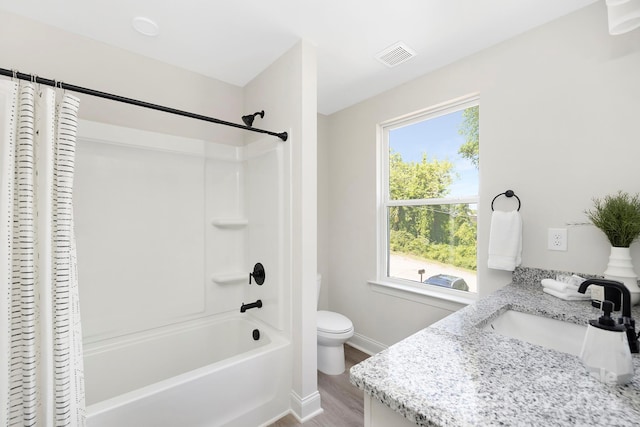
[{"x1": 0, "y1": 80, "x2": 86, "y2": 426}]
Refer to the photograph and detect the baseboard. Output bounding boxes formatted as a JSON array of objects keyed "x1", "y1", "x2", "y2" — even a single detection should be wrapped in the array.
[
  {"x1": 289, "y1": 389, "x2": 323, "y2": 422},
  {"x1": 347, "y1": 332, "x2": 388, "y2": 356}
]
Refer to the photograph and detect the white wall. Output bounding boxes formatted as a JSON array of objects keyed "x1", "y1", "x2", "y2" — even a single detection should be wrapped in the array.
[
  {"x1": 322, "y1": 2, "x2": 640, "y2": 347},
  {"x1": 0, "y1": 10, "x2": 244, "y2": 145},
  {"x1": 244, "y1": 41, "x2": 320, "y2": 421},
  {"x1": 317, "y1": 113, "x2": 330, "y2": 310}
]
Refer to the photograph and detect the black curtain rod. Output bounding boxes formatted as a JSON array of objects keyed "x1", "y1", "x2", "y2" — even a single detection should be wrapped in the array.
[{"x1": 0, "y1": 67, "x2": 288, "y2": 142}]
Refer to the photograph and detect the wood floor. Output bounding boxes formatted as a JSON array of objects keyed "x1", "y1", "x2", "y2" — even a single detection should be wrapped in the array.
[{"x1": 269, "y1": 345, "x2": 370, "y2": 427}]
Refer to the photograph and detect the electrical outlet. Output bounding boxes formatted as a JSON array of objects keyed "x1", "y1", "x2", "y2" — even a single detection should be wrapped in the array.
[{"x1": 548, "y1": 228, "x2": 567, "y2": 251}]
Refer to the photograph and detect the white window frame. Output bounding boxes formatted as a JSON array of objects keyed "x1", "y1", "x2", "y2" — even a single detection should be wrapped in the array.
[{"x1": 372, "y1": 96, "x2": 479, "y2": 306}]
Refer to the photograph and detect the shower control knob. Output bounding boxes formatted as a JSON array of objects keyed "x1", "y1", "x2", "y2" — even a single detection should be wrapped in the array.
[{"x1": 249, "y1": 263, "x2": 265, "y2": 285}]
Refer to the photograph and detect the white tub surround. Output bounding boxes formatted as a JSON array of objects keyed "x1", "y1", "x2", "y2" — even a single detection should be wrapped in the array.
[
  {"x1": 74, "y1": 121, "x2": 291, "y2": 426},
  {"x1": 351, "y1": 277, "x2": 640, "y2": 426},
  {"x1": 75, "y1": 121, "x2": 287, "y2": 341}
]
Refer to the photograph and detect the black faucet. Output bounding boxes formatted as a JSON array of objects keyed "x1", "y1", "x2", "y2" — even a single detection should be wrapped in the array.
[
  {"x1": 240, "y1": 299, "x2": 263, "y2": 313},
  {"x1": 578, "y1": 278, "x2": 639, "y2": 353}
]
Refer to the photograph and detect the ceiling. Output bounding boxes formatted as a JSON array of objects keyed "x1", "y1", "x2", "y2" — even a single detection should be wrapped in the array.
[{"x1": 0, "y1": 0, "x2": 598, "y2": 115}]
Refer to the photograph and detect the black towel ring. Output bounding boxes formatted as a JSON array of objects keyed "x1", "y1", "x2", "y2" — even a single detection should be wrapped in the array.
[{"x1": 491, "y1": 190, "x2": 521, "y2": 211}]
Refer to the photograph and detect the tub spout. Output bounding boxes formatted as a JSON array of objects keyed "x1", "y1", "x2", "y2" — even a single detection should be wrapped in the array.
[{"x1": 240, "y1": 299, "x2": 263, "y2": 313}]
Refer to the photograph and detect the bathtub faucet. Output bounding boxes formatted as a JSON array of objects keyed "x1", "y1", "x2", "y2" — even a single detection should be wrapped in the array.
[{"x1": 240, "y1": 299, "x2": 263, "y2": 313}]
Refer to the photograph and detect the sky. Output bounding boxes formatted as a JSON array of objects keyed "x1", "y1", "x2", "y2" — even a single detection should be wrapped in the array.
[{"x1": 389, "y1": 109, "x2": 478, "y2": 198}]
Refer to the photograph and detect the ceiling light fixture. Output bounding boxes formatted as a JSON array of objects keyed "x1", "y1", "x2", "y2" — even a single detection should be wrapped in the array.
[
  {"x1": 606, "y1": 0, "x2": 640, "y2": 35},
  {"x1": 132, "y1": 16, "x2": 160, "y2": 37}
]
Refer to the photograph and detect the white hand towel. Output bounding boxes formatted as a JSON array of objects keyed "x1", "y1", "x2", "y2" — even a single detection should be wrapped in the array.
[
  {"x1": 543, "y1": 287, "x2": 591, "y2": 301},
  {"x1": 541, "y1": 278, "x2": 583, "y2": 293},
  {"x1": 488, "y1": 210, "x2": 522, "y2": 271}
]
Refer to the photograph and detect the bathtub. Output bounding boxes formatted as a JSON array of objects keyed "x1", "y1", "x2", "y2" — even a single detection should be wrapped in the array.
[{"x1": 84, "y1": 313, "x2": 291, "y2": 427}]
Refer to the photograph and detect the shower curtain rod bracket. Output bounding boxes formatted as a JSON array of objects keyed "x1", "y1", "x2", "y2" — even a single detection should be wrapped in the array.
[{"x1": 0, "y1": 67, "x2": 288, "y2": 141}]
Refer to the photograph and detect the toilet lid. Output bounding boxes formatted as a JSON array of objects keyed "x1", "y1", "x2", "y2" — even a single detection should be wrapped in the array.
[{"x1": 317, "y1": 310, "x2": 353, "y2": 334}]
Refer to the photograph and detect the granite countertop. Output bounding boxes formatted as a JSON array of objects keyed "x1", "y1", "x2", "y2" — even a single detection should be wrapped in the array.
[{"x1": 350, "y1": 273, "x2": 640, "y2": 426}]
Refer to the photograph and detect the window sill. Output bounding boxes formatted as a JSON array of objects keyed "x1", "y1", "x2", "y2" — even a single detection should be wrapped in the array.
[{"x1": 368, "y1": 279, "x2": 478, "y2": 311}]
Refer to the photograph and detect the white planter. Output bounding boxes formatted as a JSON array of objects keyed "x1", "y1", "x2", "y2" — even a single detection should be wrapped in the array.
[{"x1": 604, "y1": 246, "x2": 640, "y2": 305}]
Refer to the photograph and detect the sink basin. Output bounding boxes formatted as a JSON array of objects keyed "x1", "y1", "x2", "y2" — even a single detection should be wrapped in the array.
[{"x1": 481, "y1": 310, "x2": 587, "y2": 356}]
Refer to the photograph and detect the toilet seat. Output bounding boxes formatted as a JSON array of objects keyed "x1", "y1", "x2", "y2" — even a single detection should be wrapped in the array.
[{"x1": 317, "y1": 310, "x2": 353, "y2": 334}]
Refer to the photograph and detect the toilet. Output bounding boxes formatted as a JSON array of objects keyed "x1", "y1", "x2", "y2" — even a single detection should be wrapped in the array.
[{"x1": 316, "y1": 274, "x2": 354, "y2": 375}]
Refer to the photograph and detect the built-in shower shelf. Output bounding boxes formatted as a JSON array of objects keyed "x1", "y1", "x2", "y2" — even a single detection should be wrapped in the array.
[
  {"x1": 211, "y1": 273, "x2": 247, "y2": 284},
  {"x1": 211, "y1": 218, "x2": 248, "y2": 228}
]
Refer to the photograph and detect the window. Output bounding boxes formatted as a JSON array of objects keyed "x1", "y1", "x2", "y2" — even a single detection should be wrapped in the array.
[{"x1": 378, "y1": 97, "x2": 479, "y2": 297}]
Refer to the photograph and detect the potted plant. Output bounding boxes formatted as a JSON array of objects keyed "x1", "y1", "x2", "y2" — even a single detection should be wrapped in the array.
[{"x1": 586, "y1": 191, "x2": 640, "y2": 304}]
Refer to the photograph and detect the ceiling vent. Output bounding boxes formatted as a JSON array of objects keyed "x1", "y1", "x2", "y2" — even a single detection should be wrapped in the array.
[{"x1": 375, "y1": 42, "x2": 416, "y2": 68}]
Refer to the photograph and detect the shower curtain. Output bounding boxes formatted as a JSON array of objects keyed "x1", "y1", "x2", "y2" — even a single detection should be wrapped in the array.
[{"x1": 0, "y1": 80, "x2": 86, "y2": 426}]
